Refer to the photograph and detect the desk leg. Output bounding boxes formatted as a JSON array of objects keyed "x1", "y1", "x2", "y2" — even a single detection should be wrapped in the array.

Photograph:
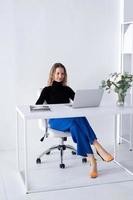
[
  {"x1": 23, "y1": 118, "x2": 29, "y2": 193},
  {"x1": 129, "y1": 114, "x2": 133, "y2": 151},
  {"x1": 114, "y1": 114, "x2": 118, "y2": 160},
  {"x1": 116, "y1": 114, "x2": 122, "y2": 144},
  {"x1": 16, "y1": 111, "x2": 20, "y2": 171},
  {"x1": 118, "y1": 114, "x2": 133, "y2": 151},
  {"x1": 114, "y1": 114, "x2": 133, "y2": 175}
]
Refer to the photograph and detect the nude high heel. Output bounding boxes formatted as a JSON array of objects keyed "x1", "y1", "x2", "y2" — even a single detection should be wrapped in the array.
[
  {"x1": 96, "y1": 150, "x2": 114, "y2": 162},
  {"x1": 88, "y1": 155, "x2": 98, "y2": 178},
  {"x1": 93, "y1": 141, "x2": 114, "y2": 162}
]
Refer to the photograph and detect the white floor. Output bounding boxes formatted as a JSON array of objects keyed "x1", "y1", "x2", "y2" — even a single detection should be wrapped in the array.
[{"x1": 0, "y1": 143, "x2": 133, "y2": 200}]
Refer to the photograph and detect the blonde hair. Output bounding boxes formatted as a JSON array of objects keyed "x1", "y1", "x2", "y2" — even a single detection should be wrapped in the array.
[{"x1": 47, "y1": 63, "x2": 67, "y2": 86}]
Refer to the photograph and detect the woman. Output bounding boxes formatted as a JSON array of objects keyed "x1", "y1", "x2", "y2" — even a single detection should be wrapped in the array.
[{"x1": 36, "y1": 63, "x2": 113, "y2": 178}]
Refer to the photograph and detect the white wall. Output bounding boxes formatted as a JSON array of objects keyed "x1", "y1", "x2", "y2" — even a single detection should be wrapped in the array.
[
  {"x1": 121, "y1": 0, "x2": 133, "y2": 139},
  {"x1": 15, "y1": 0, "x2": 120, "y2": 102},
  {"x1": 0, "y1": 0, "x2": 16, "y2": 149},
  {"x1": 124, "y1": 0, "x2": 133, "y2": 21},
  {"x1": 0, "y1": 0, "x2": 121, "y2": 150}
]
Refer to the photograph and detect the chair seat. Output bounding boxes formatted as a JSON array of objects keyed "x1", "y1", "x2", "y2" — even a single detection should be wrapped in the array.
[{"x1": 48, "y1": 128, "x2": 71, "y2": 138}]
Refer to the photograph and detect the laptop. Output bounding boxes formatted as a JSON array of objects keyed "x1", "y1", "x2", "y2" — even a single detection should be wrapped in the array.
[{"x1": 71, "y1": 88, "x2": 103, "y2": 108}]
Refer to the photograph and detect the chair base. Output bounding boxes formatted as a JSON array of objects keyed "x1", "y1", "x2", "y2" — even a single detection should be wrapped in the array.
[
  {"x1": 36, "y1": 137, "x2": 77, "y2": 168},
  {"x1": 36, "y1": 136, "x2": 88, "y2": 168}
]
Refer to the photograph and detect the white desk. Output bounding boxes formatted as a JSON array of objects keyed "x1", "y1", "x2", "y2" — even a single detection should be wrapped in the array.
[{"x1": 16, "y1": 104, "x2": 133, "y2": 193}]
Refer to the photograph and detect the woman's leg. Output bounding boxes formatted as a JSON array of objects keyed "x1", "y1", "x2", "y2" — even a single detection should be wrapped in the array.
[
  {"x1": 49, "y1": 118, "x2": 98, "y2": 178},
  {"x1": 49, "y1": 118, "x2": 94, "y2": 156},
  {"x1": 70, "y1": 119, "x2": 93, "y2": 156},
  {"x1": 72, "y1": 117, "x2": 113, "y2": 162},
  {"x1": 70, "y1": 118, "x2": 98, "y2": 178},
  {"x1": 72, "y1": 117, "x2": 97, "y2": 144}
]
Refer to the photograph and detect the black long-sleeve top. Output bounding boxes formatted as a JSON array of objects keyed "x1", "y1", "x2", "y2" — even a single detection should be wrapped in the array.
[{"x1": 36, "y1": 81, "x2": 75, "y2": 105}]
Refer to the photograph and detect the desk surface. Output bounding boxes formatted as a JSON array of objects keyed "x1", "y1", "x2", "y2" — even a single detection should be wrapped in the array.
[{"x1": 16, "y1": 104, "x2": 133, "y2": 120}]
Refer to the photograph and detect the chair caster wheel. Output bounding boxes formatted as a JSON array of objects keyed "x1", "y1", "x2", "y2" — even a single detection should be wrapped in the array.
[
  {"x1": 60, "y1": 163, "x2": 65, "y2": 168},
  {"x1": 82, "y1": 158, "x2": 87, "y2": 163},
  {"x1": 36, "y1": 158, "x2": 41, "y2": 164},
  {"x1": 72, "y1": 151, "x2": 76, "y2": 155},
  {"x1": 46, "y1": 151, "x2": 50, "y2": 155}
]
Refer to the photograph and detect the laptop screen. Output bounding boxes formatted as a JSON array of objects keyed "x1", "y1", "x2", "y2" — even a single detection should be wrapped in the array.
[{"x1": 72, "y1": 88, "x2": 103, "y2": 108}]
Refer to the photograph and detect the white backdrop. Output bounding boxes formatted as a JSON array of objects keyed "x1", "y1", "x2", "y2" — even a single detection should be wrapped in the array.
[
  {"x1": 124, "y1": 0, "x2": 133, "y2": 21},
  {"x1": 0, "y1": 0, "x2": 121, "y2": 150}
]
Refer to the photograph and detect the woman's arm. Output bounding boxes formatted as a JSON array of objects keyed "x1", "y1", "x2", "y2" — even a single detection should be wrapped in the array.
[
  {"x1": 67, "y1": 86, "x2": 75, "y2": 101},
  {"x1": 36, "y1": 87, "x2": 47, "y2": 105}
]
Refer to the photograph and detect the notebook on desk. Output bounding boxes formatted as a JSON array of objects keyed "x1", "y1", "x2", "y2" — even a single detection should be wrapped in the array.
[
  {"x1": 70, "y1": 88, "x2": 103, "y2": 108},
  {"x1": 30, "y1": 105, "x2": 51, "y2": 111}
]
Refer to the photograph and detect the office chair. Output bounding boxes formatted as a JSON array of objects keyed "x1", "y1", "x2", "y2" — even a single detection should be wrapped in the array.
[
  {"x1": 36, "y1": 119, "x2": 83, "y2": 168},
  {"x1": 36, "y1": 89, "x2": 87, "y2": 168}
]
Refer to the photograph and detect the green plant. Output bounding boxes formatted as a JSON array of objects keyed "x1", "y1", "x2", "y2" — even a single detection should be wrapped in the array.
[{"x1": 101, "y1": 72, "x2": 133, "y2": 102}]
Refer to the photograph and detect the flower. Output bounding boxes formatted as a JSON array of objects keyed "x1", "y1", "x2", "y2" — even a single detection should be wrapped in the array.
[{"x1": 101, "y1": 72, "x2": 133, "y2": 97}]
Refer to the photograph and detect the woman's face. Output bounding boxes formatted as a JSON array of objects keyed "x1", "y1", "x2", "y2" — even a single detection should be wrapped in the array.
[{"x1": 53, "y1": 67, "x2": 65, "y2": 82}]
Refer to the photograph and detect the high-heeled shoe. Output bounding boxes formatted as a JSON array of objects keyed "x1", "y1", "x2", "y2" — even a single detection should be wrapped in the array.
[
  {"x1": 89, "y1": 168, "x2": 98, "y2": 178},
  {"x1": 88, "y1": 156, "x2": 98, "y2": 178},
  {"x1": 96, "y1": 150, "x2": 114, "y2": 162}
]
